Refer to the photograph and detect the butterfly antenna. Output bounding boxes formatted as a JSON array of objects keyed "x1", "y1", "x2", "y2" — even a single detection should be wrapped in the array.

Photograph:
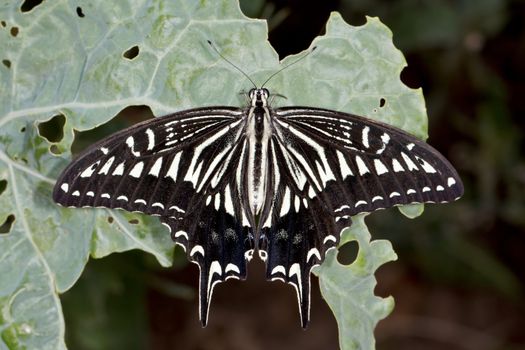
[
  {"x1": 261, "y1": 46, "x2": 317, "y2": 88},
  {"x1": 207, "y1": 40, "x2": 257, "y2": 89}
]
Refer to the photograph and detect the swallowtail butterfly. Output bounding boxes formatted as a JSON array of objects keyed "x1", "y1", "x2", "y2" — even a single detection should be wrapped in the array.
[{"x1": 53, "y1": 47, "x2": 463, "y2": 328}]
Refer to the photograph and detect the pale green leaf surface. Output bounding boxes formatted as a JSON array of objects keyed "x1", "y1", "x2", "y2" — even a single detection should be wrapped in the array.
[
  {"x1": 315, "y1": 215, "x2": 397, "y2": 350},
  {"x1": 0, "y1": 1, "x2": 427, "y2": 349}
]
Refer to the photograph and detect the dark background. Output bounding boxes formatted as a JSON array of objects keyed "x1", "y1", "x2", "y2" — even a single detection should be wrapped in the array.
[{"x1": 59, "y1": 1, "x2": 525, "y2": 349}]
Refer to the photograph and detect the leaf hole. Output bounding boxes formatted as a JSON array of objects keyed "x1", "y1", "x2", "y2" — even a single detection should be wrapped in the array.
[
  {"x1": 2, "y1": 60, "x2": 11, "y2": 68},
  {"x1": 10, "y1": 27, "x2": 18, "y2": 37},
  {"x1": 107, "y1": 216, "x2": 114, "y2": 224},
  {"x1": 0, "y1": 214, "x2": 15, "y2": 234},
  {"x1": 21, "y1": 0, "x2": 44, "y2": 13},
  {"x1": 50, "y1": 145, "x2": 61, "y2": 155},
  {"x1": 400, "y1": 66, "x2": 420, "y2": 89},
  {"x1": 0, "y1": 179, "x2": 6, "y2": 195},
  {"x1": 37, "y1": 114, "x2": 65, "y2": 143},
  {"x1": 337, "y1": 240, "x2": 359, "y2": 265},
  {"x1": 20, "y1": 126, "x2": 26, "y2": 133},
  {"x1": 128, "y1": 219, "x2": 139, "y2": 225},
  {"x1": 123, "y1": 45, "x2": 140, "y2": 60},
  {"x1": 76, "y1": 6, "x2": 84, "y2": 18},
  {"x1": 1, "y1": 21, "x2": 6, "y2": 27},
  {"x1": 379, "y1": 97, "x2": 386, "y2": 108}
]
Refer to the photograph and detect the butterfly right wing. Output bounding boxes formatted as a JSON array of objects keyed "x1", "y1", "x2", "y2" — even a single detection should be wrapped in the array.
[{"x1": 53, "y1": 107, "x2": 254, "y2": 326}]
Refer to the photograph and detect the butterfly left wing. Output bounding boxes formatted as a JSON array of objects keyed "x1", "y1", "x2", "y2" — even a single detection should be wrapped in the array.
[
  {"x1": 259, "y1": 106, "x2": 463, "y2": 327},
  {"x1": 53, "y1": 107, "x2": 254, "y2": 326}
]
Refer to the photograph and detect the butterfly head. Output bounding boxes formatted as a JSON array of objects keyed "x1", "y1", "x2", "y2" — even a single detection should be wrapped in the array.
[{"x1": 249, "y1": 88, "x2": 269, "y2": 107}]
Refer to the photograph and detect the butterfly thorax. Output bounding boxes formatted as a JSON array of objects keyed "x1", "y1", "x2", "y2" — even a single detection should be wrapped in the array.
[{"x1": 246, "y1": 88, "x2": 272, "y2": 216}]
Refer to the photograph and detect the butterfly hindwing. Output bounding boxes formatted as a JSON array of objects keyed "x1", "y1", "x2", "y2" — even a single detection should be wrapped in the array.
[{"x1": 160, "y1": 148, "x2": 254, "y2": 325}]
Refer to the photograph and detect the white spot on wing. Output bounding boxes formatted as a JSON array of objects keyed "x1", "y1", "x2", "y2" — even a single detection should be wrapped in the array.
[
  {"x1": 152, "y1": 202, "x2": 164, "y2": 209},
  {"x1": 422, "y1": 186, "x2": 431, "y2": 192},
  {"x1": 146, "y1": 128, "x2": 155, "y2": 150},
  {"x1": 323, "y1": 235, "x2": 336, "y2": 244},
  {"x1": 307, "y1": 248, "x2": 321, "y2": 263},
  {"x1": 416, "y1": 156, "x2": 437, "y2": 173},
  {"x1": 362, "y1": 126, "x2": 370, "y2": 148},
  {"x1": 372, "y1": 196, "x2": 383, "y2": 202},
  {"x1": 401, "y1": 152, "x2": 419, "y2": 171},
  {"x1": 72, "y1": 190, "x2": 80, "y2": 196},
  {"x1": 355, "y1": 155, "x2": 369, "y2": 175},
  {"x1": 258, "y1": 250, "x2": 267, "y2": 262},
  {"x1": 175, "y1": 231, "x2": 189, "y2": 240},
  {"x1": 271, "y1": 265, "x2": 286, "y2": 275},
  {"x1": 149, "y1": 157, "x2": 163, "y2": 177},
  {"x1": 126, "y1": 136, "x2": 140, "y2": 157},
  {"x1": 112, "y1": 162, "x2": 125, "y2": 176},
  {"x1": 190, "y1": 245, "x2": 204, "y2": 257},
  {"x1": 165, "y1": 151, "x2": 182, "y2": 181},
  {"x1": 392, "y1": 158, "x2": 404, "y2": 172},
  {"x1": 336, "y1": 150, "x2": 353, "y2": 179},
  {"x1": 448, "y1": 177, "x2": 456, "y2": 186},
  {"x1": 244, "y1": 249, "x2": 254, "y2": 261},
  {"x1": 294, "y1": 195, "x2": 300, "y2": 213},
  {"x1": 101, "y1": 193, "x2": 110, "y2": 199},
  {"x1": 225, "y1": 263, "x2": 240, "y2": 274},
  {"x1": 80, "y1": 161, "x2": 100, "y2": 178},
  {"x1": 129, "y1": 162, "x2": 144, "y2": 178},
  {"x1": 134, "y1": 199, "x2": 146, "y2": 205},
  {"x1": 86, "y1": 191, "x2": 94, "y2": 197},
  {"x1": 60, "y1": 183, "x2": 69, "y2": 193},
  {"x1": 436, "y1": 185, "x2": 445, "y2": 191},
  {"x1": 117, "y1": 195, "x2": 128, "y2": 201},
  {"x1": 280, "y1": 187, "x2": 291, "y2": 217},
  {"x1": 335, "y1": 205, "x2": 350, "y2": 212},
  {"x1": 389, "y1": 192, "x2": 400, "y2": 198},
  {"x1": 98, "y1": 156, "x2": 115, "y2": 175},
  {"x1": 224, "y1": 184, "x2": 235, "y2": 216},
  {"x1": 406, "y1": 189, "x2": 416, "y2": 195},
  {"x1": 355, "y1": 200, "x2": 367, "y2": 207},
  {"x1": 168, "y1": 205, "x2": 185, "y2": 213},
  {"x1": 214, "y1": 193, "x2": 221, "y2": 210},
  {"x1": 374, "y1": 159, "x2": 388, "y2": 175}
]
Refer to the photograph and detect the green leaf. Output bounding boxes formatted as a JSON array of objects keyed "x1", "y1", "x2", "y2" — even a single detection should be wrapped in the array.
[
  {"x1": 315, "y1": 215, "x2": 397, "y2": 350},
  {"x1": 0, "y1": 2, "x2": 427, "y2": 349}
]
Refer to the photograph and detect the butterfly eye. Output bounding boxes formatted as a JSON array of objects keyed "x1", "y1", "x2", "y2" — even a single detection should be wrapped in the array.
[
  {"x1": 248, "y1": 88, "x2": 256, "y2": 98},
  {"x1": 262, "y1": 88, "x2": 269, "y2": 98}
]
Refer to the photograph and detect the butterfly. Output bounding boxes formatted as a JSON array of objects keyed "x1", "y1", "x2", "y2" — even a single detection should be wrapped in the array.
[{"x1": 53, "y1": 46, "x2": 463, "y2": 328}]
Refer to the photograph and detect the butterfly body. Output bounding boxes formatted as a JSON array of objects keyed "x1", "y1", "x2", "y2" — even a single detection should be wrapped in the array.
[{"x1": 53, "y1": 88, "x2": 463, "y2": 328}]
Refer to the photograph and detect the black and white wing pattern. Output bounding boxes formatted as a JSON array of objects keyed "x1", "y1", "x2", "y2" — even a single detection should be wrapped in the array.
[
  {"x1": 258, "y1": 107, "x2": 463, "y2": 327},
  {"x1": 53, "y1": 107, "x2": 253, "y2": 326},
  {"x1": 53, "y1": 89, "x2": 463, "y2": 329}
]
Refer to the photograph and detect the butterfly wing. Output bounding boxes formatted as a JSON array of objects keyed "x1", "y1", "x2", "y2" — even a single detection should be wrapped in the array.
[
  {"x1": 53, "y1": 107, "x2": 254, "y2": 326},
  {"x1": 259, "y1": 106, "x2": 463, "y2": 327}
]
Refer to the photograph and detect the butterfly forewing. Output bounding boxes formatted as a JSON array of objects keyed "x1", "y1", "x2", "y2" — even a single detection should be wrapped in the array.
[{"x1": 274, "y1": 107, "x2": 463, "y2": 214}]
